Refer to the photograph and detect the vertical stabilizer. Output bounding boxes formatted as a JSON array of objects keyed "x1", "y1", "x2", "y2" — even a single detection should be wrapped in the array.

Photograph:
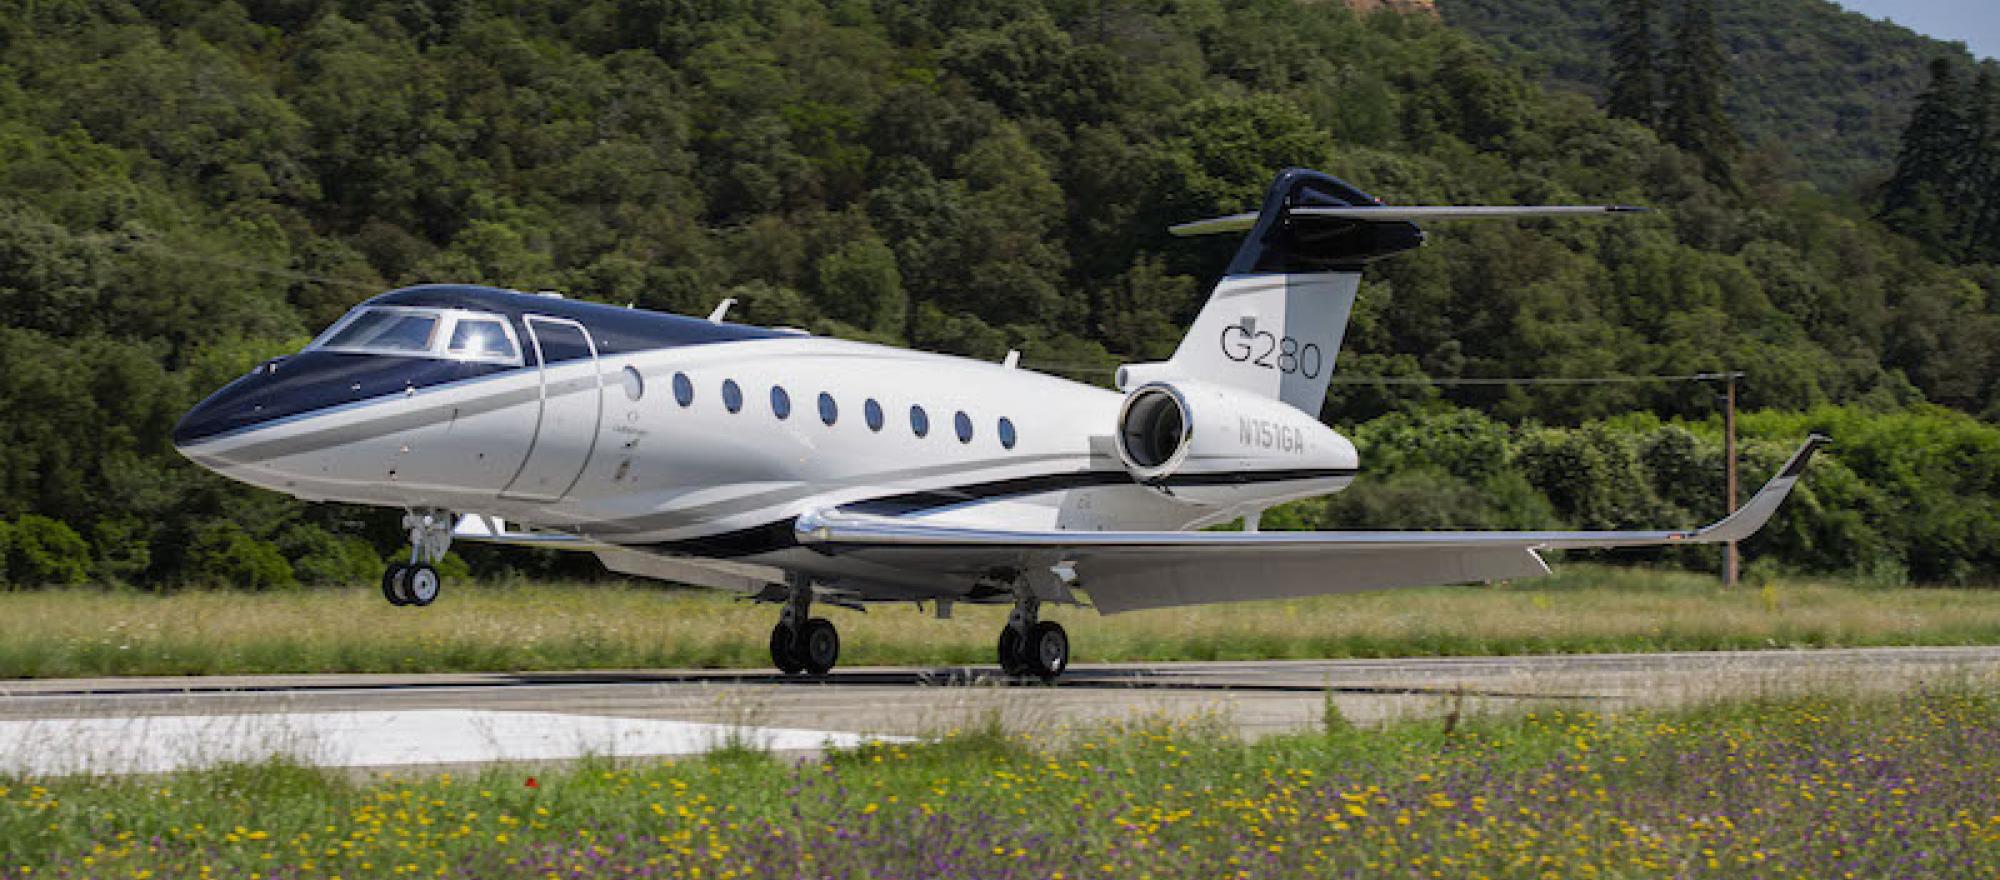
[
  {"x1": 1121, "y1": 168, "x2": 1643, "y2": 419},
  {"x1": 1118, "y1": 169, "x2": 1422, "y2": 419},
  {"x1": 1149, "y1": 271, "x2": 1361, "y2": 415}
]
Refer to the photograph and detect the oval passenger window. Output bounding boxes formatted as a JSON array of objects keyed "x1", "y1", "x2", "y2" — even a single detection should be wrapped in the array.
[{"x1": 621, "y1": 366, "x2": 645, "y2": 401}]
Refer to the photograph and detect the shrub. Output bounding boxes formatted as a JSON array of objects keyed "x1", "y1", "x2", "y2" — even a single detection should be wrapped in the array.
[
  {"x1": 185, "y1": 522, "x2": 295, "y2": 589},
  {"x1": 6, "y1": 515, "x2": 91, "y2": 586}
]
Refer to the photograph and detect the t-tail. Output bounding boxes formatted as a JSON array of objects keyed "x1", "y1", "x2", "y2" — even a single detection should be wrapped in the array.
[{"x1": 1117, "y1": 168, "x2": 1646, "y2": 419}]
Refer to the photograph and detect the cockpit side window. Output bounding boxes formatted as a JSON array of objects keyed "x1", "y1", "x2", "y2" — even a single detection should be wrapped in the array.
[
  {"x1": 447, "y1": 318, "x2": 518, "y2": 360},
  {"x1": 324, "y1": 309, "x2": 438, "y2": 352}
]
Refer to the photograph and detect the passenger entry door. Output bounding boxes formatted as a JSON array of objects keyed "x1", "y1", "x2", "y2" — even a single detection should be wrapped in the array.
[{"x1": 501, "y1": 316, "x2": 602, "y2": 501}]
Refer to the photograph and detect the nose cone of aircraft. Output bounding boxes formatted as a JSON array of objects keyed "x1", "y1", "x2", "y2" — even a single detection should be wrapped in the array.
[{"x1": 172, "y1": 369, "x2": 268, "y2": 453}]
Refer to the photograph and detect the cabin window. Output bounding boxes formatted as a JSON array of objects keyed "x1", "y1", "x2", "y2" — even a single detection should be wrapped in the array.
[
  {"x1": 998, "y1": 417, "x2": 1017, "y2": 449},
  {"x1": 323, "y1": 309, "x2": 440, "y2": 353},
  {"x1": 620, "y1": 366, "x2": 645, "y2": 401},
  {"x1": 447, "y1": 318, "x2": 518, "y2": 361},
  {"x1": 818, "y1": 392, "x2": 838, "y2": 426},
  {"x1": 673, "y1": 372, "x2": 694, "y2": 407},
  {"x1": 910, "y1": 405, "x2": 930, "y2": 438},
  {"x1": 864, "y1": 399, "x2": 884, "y2": 432},
  {"x1": 722, "y1": 379, "x2": 743, "y2": 413},
  {"x1": 954, "y1": 411, "x2": 974, "y2": 443},
  {"x1": 771, "y1": 385, "x2": 792, "y2": 420}
]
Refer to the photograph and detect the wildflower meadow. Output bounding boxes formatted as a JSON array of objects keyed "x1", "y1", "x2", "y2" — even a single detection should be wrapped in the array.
[{"x1": 4, "y1": 684, "x2": 1998, "y2": 878}]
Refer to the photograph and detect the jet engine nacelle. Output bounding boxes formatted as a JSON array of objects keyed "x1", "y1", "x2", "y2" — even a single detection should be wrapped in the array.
[{"x1": 1114, "y1": 381, "x2": 1358, "y2": 505}]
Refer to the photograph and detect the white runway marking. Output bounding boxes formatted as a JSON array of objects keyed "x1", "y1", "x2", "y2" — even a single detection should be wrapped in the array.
[{"x1": 0, "y1": 710, "x2": 909, "y2": 776}]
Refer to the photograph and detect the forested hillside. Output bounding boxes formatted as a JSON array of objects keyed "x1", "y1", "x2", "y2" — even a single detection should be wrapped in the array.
[
  {"x1": 1440, "y1": 0, "x2": 1978, "y2": 193},
  {"x1": 2, "y1": 0, "x2": 1999, "y2": 587}
]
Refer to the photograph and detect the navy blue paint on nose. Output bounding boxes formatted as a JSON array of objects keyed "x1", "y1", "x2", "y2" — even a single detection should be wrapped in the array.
[
  {"x1": 173, "y1": 352, "x2": 518, "y2": 448},
  {"x1": 173, "y1": 368, "x2": 269, "y2": 448}
]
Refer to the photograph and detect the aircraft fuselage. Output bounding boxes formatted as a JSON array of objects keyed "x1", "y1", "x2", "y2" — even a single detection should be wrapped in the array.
[{"x1": 175, "y1": 285, "x2": 1358, "y2": 600}]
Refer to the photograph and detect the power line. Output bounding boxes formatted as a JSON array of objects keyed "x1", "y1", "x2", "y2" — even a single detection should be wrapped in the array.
[
  {"x1": 1328, "y1": 371, "x2": 1743, "y2": 386},
  {"x1": 1017, "y1": 361, "x2": 1744, "y2": 387}
]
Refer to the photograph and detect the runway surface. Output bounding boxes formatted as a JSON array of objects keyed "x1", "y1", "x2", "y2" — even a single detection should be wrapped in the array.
[{"x1": 3, "y1": 645, "x2": 1997, "y2": 775}]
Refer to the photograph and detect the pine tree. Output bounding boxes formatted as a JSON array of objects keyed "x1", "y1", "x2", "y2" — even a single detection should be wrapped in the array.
[
  {"x1": 1960, "y1": 66, "x2": 2000, "y2": 263},
  {"x1": 1606, "y1": 0, "x2": 1659, "y2": 126},
  {"x1": 1881, "y1": 58, "x2": 1973, "y2": 257},
  {"x1": 1662, "y1": 0, "x2": 1739, "y2": 187}
]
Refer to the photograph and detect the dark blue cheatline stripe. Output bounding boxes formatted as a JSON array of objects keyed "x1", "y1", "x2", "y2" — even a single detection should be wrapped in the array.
[
  {"x1": 1155, "y1": 468, "x2": 1357, "y2": 487},
  {"x1": 846, "y1": 470, "x2": 1136, "y2": 517},
  {"x1": 637, "y1": 467, "x2": 1359, "y2": 558}
]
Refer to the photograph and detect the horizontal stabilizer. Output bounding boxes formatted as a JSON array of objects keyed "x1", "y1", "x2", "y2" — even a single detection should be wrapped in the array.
[{"x1": 1169, "y1": 204, "x2": 1647, "y2": 236}]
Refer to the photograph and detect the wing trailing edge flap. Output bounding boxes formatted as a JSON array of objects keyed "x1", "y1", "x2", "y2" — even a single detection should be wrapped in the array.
[{"x1": 1080, "y1": 548, "x2": 1550, "y2": 614}]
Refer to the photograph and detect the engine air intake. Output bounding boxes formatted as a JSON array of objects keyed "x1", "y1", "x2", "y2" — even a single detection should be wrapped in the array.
[{"x1": 1118, "y1": 384, "x2": 1191, "y2": 478}]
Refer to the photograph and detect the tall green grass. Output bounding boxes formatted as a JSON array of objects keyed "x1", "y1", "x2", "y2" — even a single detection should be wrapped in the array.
[{"x1": 4, "y1": 566, "x2": 2000, "y2": 678}]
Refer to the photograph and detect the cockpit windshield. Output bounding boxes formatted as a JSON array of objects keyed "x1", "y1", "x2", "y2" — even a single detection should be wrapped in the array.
[
  {"x1": 312, "y1": 307, "x2": 523, "y2": 364},
  {"x1": 324, "y1": 310, "x2": 439, "y2": 352}
]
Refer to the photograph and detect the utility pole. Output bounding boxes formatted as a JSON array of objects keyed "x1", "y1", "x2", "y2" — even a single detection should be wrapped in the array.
[{"x1": 1698, "y1": 371, "x2": 1745, "y2": 586}]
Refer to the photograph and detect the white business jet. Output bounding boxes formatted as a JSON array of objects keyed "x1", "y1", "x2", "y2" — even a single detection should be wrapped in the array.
[{"x1": 174, "y1": 168, "x2": 1823, "y2": 680}]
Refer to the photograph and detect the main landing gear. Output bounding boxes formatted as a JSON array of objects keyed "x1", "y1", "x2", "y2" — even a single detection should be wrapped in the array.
[
  {"x1": 757, "y1": 576, "x2": 1070, "y2": 681},
  {"x1": 997, "y1": 592, "x2": 1069, "y2": 681},
  {"x1": 383, "y1": 509, "x2": 451, "y2": 608},
  {"x1": 768, "y1": 576, "x2": 840, "y2": 675}
]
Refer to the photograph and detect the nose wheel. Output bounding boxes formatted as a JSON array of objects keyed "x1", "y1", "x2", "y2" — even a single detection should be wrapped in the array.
[
  {"x1": 383, "y1": 510, "x2": 452, "y2": 608},
  {"x1": 380, "y1": 563, "x2": 442, "y2": 607}
]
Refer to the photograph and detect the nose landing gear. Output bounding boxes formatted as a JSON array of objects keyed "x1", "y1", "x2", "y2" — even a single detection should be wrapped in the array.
[
  {"x1": 383, "y1": 509, "x2": 452, "y2": 608},
  {"x1": 768, "y1": 576, "x2": 840, "y2": 675}
]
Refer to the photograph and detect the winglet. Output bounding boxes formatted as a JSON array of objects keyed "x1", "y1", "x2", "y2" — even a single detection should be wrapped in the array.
[{"x1": 1692, "y1": 434, "x2": 1829, "y2": 544}]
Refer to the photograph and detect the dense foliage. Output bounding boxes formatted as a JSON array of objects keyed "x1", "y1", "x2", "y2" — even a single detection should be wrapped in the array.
[
  {"x1": 1, "y1": 0, "x2": 1999, "y2": 586},
  {"x1": 1440, "y1": 0, "x2": 1980, "y2": 194}
]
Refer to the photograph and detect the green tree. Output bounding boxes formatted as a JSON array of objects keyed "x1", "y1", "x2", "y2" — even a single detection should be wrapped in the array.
[
  {"x1": 1960, "y1": 66, "x2": 2000, "y2": 263},
  {"x1": 815, "y1": 236, "x2": 905, "y2": 335},
  {"x1": 1606, "y1": 0, "x2": 1660, "y2": 126},
  {"x1": 1881, "y1": 58, "x2": 1973, "y2": 256},
  {"x1": 1662, "y1": 0, "x2": 1739, "y2": 187}
]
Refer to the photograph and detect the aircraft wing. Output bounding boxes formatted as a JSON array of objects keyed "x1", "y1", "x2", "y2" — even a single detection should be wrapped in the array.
[{"x1": 795, "y1": 435, "x2": 1826, "y2": 613}]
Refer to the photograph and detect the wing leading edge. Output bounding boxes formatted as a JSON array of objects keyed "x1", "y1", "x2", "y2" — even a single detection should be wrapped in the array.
[{"x1": 795, "y1": 435, "x2": 1827, "y2": 613}]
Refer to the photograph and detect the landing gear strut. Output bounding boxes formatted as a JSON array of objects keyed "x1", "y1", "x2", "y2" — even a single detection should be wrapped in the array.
[
  {"x1": 768, "y1": 576, "x2": 839, "y2": 675},
  {"x1": 383, "y1": 509, "x2": 451, "y2": 608},
  {"x1": 997, "y1": 592, "x2": 1068, "y2": 681}
]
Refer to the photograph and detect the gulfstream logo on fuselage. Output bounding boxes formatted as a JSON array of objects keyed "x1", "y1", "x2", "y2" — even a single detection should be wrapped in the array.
[{"x1": 1239, "y1": 417, "x2": 1309, "y2": 453}]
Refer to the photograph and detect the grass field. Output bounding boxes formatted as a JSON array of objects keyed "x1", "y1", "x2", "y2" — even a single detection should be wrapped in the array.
[
  {"x1": 3, "y1": 685, "x2": 1997, "y2": 878},
  {"x1": 4, "y1": 566, "x2": 2000, "y2": 678}
]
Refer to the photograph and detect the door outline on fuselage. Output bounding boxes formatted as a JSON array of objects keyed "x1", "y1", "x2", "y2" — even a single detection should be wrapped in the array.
[{"x1": 500, "y1": 315, "x2": 602, "y2": 502}]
